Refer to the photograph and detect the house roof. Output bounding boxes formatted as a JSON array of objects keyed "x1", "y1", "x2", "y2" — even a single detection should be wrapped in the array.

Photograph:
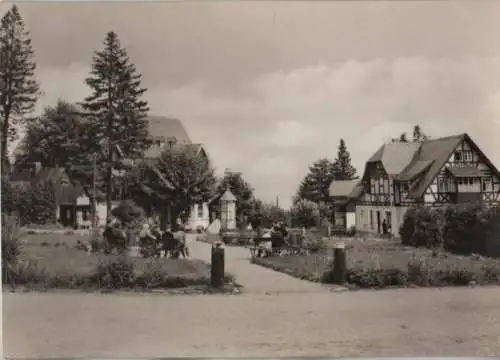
[
  {"x1": 363, "y1": 133, "x2": 497, "y2": 199},
  {"x1": 396, "y1": 160, "x2": 434, "y2": 181},
  {"x1": 367, "y1": 142, "x2": 421, "y2": 175},
  {"x1": 144, "y1": 116, "x2": 192, "y2": 158},
  {"x1": 446, "y1": 166, "x2": 483, "y2": 178},
  {"x1": 10, "y1": 165, "x2": 87, "y2": 205},
  {"x1": 57, "y1": 183, "x2": 85, "y2": 205},
  {"x1": 406, "y1": 134, "x2": 464, "y2": 198},
  {"x1": 329, "y1": 179, "x2": 362, "y2": 198},
  {"x1": 220, "y1": 189, "x2": 237, "y2": 202}
]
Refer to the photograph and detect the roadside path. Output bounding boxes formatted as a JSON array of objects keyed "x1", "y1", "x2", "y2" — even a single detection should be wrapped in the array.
[{"x1": 186, "y1": 235, "x2": 333, "y2": 294}]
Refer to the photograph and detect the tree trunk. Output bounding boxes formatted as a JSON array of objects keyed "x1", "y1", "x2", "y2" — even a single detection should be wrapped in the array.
[
  {"x1": 106, "y1": 112, "x2": 113, "y2": 222},
  {"x1": 1, "y1": 112, "x2": 10, "y2": 175}
]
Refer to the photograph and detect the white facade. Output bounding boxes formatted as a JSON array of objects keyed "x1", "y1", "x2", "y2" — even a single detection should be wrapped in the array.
[
  {"x1": 355, "y1": 204, "x2": 409, "y2": 236},
  {"x1": 186, "y1": 202, "x2": 210, "y2": 231},
  {"x1": 221, "y1": 201, "x2": 236, "y2": 230}
]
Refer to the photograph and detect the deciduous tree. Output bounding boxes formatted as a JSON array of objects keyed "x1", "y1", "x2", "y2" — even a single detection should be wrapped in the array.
[{"x1": 129, "y1": 147, "x2": 216, "y2": 227}]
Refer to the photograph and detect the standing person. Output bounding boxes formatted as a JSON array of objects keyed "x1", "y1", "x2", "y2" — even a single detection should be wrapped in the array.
[
  {"x1": 161, "y1": 225, "x2": 175, "y2": 258},
  {"x1": 382, "y1": 219, "x2": 388, "y2": 236},
  {"x1": 177, "y1": 226, "x2": 190, "y2": 258}
]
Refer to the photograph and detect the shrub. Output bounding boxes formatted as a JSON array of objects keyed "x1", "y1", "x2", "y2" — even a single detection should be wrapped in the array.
[
  {"x1": 138, "y1": 235, "x2": 158, "y2": 258},
  {"x1": 399, "y1": 206, "x2": 444, "y2": 249},
  {"x1": 2, "y1": 178, "x2": 57, "y2": 225},
  {"x1": 111, "y1": 200, "x2": 145, "y2": 230},
  {"x1": 89, "y1": 229, "x2": 105, "y2": 253},
  {"x1": 2, "y1": 214, "x2": 22, "y2": 285},
  {"x1": 7, "y1": 259, "x2": 50, "y2": 286},
  {"x1": 29, "y1": 180, "x2": 58, "y2": 225},
  {"x1": 95, "y1": 256, "x2": 135, "y2": 289},
  {"x1": 443, "y1": 204, "x2": 492, "y2": 256},
  {"x1": 303, "y1": 236, "x2": 327, "y2": 254}
]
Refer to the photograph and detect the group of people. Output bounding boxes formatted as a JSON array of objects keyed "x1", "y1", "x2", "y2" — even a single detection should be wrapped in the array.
[
  {"x1": 253, "y1": 222, "x2": 290, "y2": 257},
  {"x1": 103, "y1": 218, "x2": 189, "y2": 258}
]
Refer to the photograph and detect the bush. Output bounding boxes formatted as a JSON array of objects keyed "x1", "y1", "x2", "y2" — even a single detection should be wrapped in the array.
[
  {"x1": 89, "y1": 229, "x2": 106, "y2": 253},
  {"x1": 29, "y1": 180, "x2": 58, "y2": 225},
  {"x1": 111, "y1": 200, "x2": 145, "y2": 230},
  {"x1": 443, "y1": 204, "x2": 493, "y2": 256},
  {"x1": 253, "y1": 239, "x2": 500, "y2": 289},
  {"x1": 400, "y1": 204, "x2": 500, "y2": 258},
  {"x1": 2, "y1": 178, "x2": 57, "y2": 225},
  {"x1": 95, "y1": 256, "x2": 135, "y2": 289},
  {"x1": 2, "y1": 214, "x2": 22, "y2": 285},
  {"x1": 399, "y1": 206, "x2": 444, "y2": 249}
]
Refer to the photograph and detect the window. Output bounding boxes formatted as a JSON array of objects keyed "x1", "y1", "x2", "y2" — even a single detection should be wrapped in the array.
[
  {"x1": 454, "y1": 151, "x2": 462, "y2": 161},
  {"x1": 482, "y1": 177, "x2": 492, "y2": 191},
  {"x1": 197, "y1": 204, "x2": 204, "y2": 218},
  {"x1": 438, "y1": 178, "x2": 447, "y2": 192},
  {"x1": 369, "y1": 210, "x2": 374, "y2": 229},
  {"x1": 463, "y1": 151, "x2": 473, "y2": 162},
  {"x1": 402, "y1": 183, "x2": 409, "y2": 192}
]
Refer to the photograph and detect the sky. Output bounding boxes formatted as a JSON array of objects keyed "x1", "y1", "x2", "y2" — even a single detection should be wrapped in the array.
[{"x1": 2, "y1": 1, "x2": 500, "y2": 209}]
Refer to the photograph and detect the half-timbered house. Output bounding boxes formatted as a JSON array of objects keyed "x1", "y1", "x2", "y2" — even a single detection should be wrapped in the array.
[
  {"x1": 328, "y1": 179, "x2": 364, "y2": 232},
  {"x1": 356, "y1": 133, "x2": 500, "y2": 236}
]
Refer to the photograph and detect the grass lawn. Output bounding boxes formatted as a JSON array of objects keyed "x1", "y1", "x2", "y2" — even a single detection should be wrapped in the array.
[
  {"x1": 252, "y1": 239, "x2": 500, "y2": 289},
  {"x1": 6, "y1": 233, "x2": 237, "y2": 293}
]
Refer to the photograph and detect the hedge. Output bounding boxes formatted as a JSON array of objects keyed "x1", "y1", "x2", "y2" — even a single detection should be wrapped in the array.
[{"x1": 400, "y1": 204, "x2": 500, "y2": 258}]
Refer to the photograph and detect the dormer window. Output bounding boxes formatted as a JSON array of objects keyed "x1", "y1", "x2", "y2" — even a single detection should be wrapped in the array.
[
  {"x1": 166, "y1": 136, "x2": 178, "y2": 148},
  {"x1": 155, "y1": 136, "x2": 165, "y2": 148}
]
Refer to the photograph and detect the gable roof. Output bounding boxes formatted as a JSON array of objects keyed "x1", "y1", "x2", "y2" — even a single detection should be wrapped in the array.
[
  {"x1": 144, "y1": 116, "x2": 193, "y2": 159},
  {"x1": 366, "y1": 142, "x2": 421, "y2": 175},
  {"x1": 364, "y1": 133, "x2": 500, "y2": 200},
  {"x1": 396, "y1": 160, "x2": 434, "y2": 181},
  {"x1": 406, "y1": 134, "x2": 464, "y2": 198},
  {"x1": 220, "y1": 189, "x2": 237, "y2": 202},
  {"x1": 9, "y1": 164, "x2": 88, "y2": 204},
  {"x1": 329, "y1": 179, "x2": 362, "y2": 198}
]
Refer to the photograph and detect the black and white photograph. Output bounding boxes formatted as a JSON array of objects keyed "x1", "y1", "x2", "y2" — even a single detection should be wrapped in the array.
[{"x1": 2, "y1": 0, "x2": 500, "y2": 357}]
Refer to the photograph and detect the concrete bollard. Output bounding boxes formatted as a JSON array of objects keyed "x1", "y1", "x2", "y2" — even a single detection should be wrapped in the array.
[
  {"x1": 211, "y1": 241, "x2": 225, "y2": 288},
  {"x1": 332, "y1": 242, "x2": 347, "y2": 285}
]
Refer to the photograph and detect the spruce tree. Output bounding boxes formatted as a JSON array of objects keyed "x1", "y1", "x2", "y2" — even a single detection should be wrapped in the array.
[
  {"x1": 82, "y1": 31, "x2": 151, "y2": 219},
  {"x1": 298, "y1": 158, "x2": 335, "y2": 204},
  {"x1": 0, "y1": 5, "x2": 39, "y2": 172},
  {"x1": 332, "y1": 139, "x2": 357, "y2": 180}
]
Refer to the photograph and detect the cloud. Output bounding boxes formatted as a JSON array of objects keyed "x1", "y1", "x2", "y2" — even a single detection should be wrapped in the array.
[{"x1": 31, "y1": 55, "x2": 500, "y2": 208}]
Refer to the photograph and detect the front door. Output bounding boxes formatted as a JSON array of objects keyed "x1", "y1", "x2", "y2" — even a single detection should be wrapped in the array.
[{"x1": 376, "y1": 211, "x2": 381, "y2": 234}]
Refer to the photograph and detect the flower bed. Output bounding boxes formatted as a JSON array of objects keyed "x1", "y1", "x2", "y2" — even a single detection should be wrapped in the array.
[{"x1": 252, "y1": 239, "x2": 500, "y2": 289}]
